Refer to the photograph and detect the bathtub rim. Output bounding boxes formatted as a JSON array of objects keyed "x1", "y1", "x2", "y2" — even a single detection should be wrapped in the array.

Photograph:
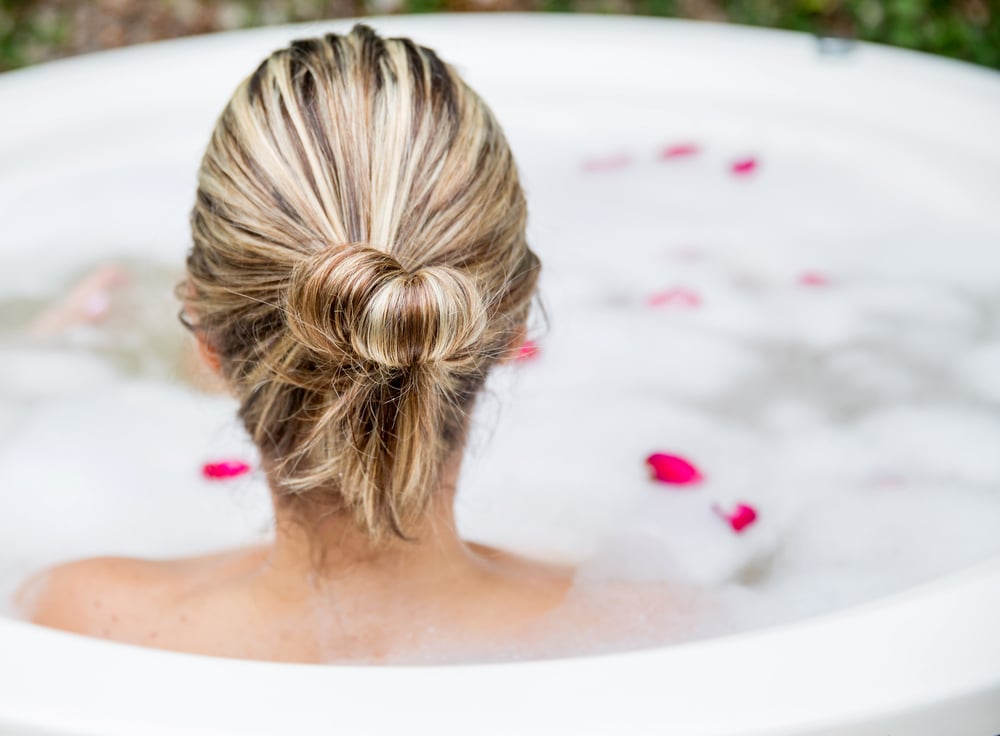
[
  {"x1": 1, "y1": 552, "x2": 999, "y2": 735},
  {"x1": 2, "y1": 12, "x2": 1000, "y2": 736}
]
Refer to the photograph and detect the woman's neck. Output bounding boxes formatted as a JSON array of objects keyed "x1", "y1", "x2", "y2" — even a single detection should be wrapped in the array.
[{"x1": 260, "y1": 447, "x2": 484, "y2": 598}]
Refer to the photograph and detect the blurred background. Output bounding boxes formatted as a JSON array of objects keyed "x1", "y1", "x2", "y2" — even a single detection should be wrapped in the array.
[{"x1": 0, "y1": 0, "x2": 997, "y2": 73}]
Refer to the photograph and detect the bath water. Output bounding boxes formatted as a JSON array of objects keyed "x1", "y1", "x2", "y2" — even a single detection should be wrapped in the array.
[{"x1": 2, "y1": 113, "x2": 999, "y2": 661}]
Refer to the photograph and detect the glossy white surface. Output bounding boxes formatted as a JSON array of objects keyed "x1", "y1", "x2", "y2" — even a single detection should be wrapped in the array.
[{"x1": 1, "y1": 13, "x2": 999, "y2": 735}]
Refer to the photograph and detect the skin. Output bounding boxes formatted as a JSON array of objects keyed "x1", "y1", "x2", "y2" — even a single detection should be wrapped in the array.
[
  {"x1": 15, "y1": 488, "x2": 579, "y2": 663},
  {"x1": 27, "y1": 263, "x2": 127, "y2": 337},
  {"x1": 15, "y1": 319, "x2": 704, "y2": 663}
]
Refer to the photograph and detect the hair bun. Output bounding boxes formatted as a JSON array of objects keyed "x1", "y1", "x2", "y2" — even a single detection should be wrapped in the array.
[{"x1": 286, "y1": 242, "x2": 487, "y2": 369}]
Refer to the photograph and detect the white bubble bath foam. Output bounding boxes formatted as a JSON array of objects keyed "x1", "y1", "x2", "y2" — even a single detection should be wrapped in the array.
[{"x1": 1, "y1": 14, "x2": 999, "y2": 736}]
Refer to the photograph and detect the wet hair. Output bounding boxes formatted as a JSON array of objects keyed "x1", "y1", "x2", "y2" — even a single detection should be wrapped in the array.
[{"x1": 181, "y1": 23, "x2": 540, "y2": 543}]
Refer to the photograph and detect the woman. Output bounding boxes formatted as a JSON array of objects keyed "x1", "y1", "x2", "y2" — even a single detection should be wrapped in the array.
[{"x1": 18, "y1": 24, "x2": 698, "y2": 663}]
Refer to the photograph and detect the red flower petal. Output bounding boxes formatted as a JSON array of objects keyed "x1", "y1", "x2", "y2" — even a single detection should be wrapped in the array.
[
  {"x1": 871, "y1": 472, "x2": 907, "y2": 489},
  {"x1": 646, "y1": 453, "x2": 703, "y2": 485},
  {"x1": 799, "y1": 271, "x2": 831, "y2": 287},
  {"x1": 669, "y1": 246, "x2": 705, "y2": 263},
  {"x1": 202, "y1": 460, "x2": 251, "y2": 480},
  {"x1": 730, "y1": 157, "x2": 758, "y2": 176},
  {"x1": 582, "y1": 153, "x2": 632, "y2": 172},
  {"x1": 516, "y1": 340, "x2": 540, "y2": 361},
  {"x1": 659, "y1": 143, "x2": 701, "y2": 160},
  {"x1": 712, "y1": 502, "x2": 758, "y2": 533},
  {"x1": 646, "y1": 287, "x2": 702, "y2": 309}
]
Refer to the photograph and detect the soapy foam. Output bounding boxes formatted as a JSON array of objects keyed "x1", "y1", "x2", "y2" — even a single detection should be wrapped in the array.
[{"x1": 1, "y1": 117, "x2": 999, "y2": 661}]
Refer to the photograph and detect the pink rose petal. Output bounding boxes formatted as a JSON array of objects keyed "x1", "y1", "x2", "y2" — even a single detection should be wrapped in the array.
[
  {"x1": 582, "y1": 152, "x2": 632, "y2": 173},
  {"x1": 871, "y1": 472, "x2": 907, "y2": 489},
  {"x1": 659, "y1": 143, "x2": 701, "y2": 160},
  {"x1": 646, "y1": 453, "x2": 703, "y2": 485},
  {"x1": 713, "y1": 502, "x2": 758, "y2": 533},
  {"x1": 646, "y1": 287, "x2": 702, "y2": 309},
  {"x1": 669, "y1": 246, "x2": 706, "y2": 263},
  {"x1": 799, "y1": 271, "x2": 831, "y2": 287},
  {"x1": 516, "y1": 340, "x2": 540, "y2": 362},
  {"x1": 202, "y1": 460, "x2": 251, "y2": 480},
  {"x1": 730, "y1": 157, "x2": 758, "y2": 176}
]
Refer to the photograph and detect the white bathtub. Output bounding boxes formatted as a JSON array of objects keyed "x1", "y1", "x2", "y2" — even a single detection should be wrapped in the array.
[{"x1": 1, "y1": 14, "x2": 999, "y2": 735}]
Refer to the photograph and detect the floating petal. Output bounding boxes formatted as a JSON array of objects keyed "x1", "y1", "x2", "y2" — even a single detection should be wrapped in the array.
[
  {"x1": 730, "y1": 157, "x2": 758, "y2": 176},
  {"x1": 516, "y1": 340, "x2": 540, "y2": 361},
  {"x1": 871, "y1": 472, "x2": 907, "y2": 489},
  {"x1": 713, "y1": 502, "x2": 758, "y2": 533},
  {"x1": 202, "y1": 460, "x2": 251, "y2": 480},
  {"x1": 799, "y1": 271, "x2": 830, "y2": 287},
  {"x1": 646, "y1": 453, "x2": 703, "y2": 485},
  {"x1": 659, "y1": 143, "x2": 701, "y2": 159},
  {"x1": 582, "y1": 153, "x2": 632, "y2": 172},
  {"x1": 669, "y1": 246, "x2": 706, "y2": 263},
  {"x1": 647, "y1": 288, "x2": 702, "y2": 309}
]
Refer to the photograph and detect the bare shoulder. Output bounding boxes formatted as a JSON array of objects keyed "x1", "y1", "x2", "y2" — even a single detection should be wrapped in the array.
[
  {"x1": 15, "y1": 547, "x2": 269, "y2": 636},
  {"x1": 14, "y1": 556, "x2": 160, "y2": 634}
]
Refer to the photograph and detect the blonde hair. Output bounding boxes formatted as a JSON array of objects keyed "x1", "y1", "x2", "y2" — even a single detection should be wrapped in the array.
[{"x1": 182, "y1": 24, "x2": 540, "y2": 542}]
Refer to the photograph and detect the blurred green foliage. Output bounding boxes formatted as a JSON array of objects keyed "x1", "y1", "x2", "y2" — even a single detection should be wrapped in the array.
[
  {"x1": 1, "y1": 0, "x2": 997, "y2": 72},
  {"x1": 0, "y1": 0, "x2": 59, "y2": 70},
  {"x1": 717, "y1": 0, "x2": 999, "y2": 68}
]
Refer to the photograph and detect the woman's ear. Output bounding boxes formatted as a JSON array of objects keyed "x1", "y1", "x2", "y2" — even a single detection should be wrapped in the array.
[{"x1": 195, "y1": 331, "x2": 223, "y2": 377}]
